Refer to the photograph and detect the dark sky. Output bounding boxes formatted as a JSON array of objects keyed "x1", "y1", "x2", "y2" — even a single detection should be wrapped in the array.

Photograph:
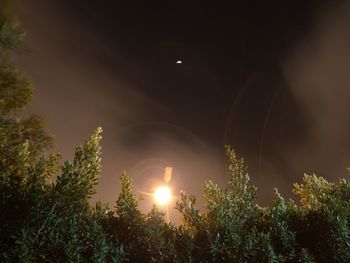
[{"x1": 17, "y1": 0, "x2": 350, "y2": 214}]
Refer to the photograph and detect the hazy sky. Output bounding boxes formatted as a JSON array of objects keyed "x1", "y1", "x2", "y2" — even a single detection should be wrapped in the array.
[{"x1": 17, "y1": 0, "x2": 350, "y2": 214}]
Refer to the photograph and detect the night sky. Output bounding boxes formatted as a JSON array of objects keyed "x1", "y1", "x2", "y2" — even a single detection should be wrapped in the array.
[{"x1": 17, "y1": 0, "x2": 350, "y2": 212}]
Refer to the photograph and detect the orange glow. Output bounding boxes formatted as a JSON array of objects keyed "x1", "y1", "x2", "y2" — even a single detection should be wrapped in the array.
[{"x1": 154, "y1": 186, "x2": 171, "y2": 205}]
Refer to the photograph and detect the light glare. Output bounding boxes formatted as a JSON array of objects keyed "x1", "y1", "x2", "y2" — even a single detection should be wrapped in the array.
[{"x1": 154, "y1": 186, "x2": 171, "y2": 205}]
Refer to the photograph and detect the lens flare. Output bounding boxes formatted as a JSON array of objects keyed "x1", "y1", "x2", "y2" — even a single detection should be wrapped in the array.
[{"x1": 154, "y1": 186, "x2": 171, "y2": 205}]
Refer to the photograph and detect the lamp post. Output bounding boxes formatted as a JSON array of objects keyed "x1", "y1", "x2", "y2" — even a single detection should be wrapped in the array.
[{"x1": 154, "y1": 167, "x2": 172, "y2": 223}]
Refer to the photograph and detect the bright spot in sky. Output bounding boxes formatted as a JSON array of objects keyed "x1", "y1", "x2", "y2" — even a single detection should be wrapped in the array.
[
  {"x1": 154, "y1": 186, "x2": 171, "y2": 205},
  {"x1": 176, "y1": 60, "x2": 182, "y2": 64}
]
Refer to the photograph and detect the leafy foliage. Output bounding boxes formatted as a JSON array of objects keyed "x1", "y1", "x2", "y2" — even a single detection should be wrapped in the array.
[{"x1": 2, "y1": 4, "x2": 350, "y2": 263}]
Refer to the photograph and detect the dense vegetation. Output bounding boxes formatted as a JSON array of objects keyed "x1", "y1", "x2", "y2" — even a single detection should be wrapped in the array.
[{"x1": 2, "y1": 4, "x2": 350, "y2": 263}]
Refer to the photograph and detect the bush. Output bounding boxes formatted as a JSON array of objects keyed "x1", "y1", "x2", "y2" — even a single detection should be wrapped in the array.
[{"x1": 2, "y1": 4, "x2": 350, "y2": 263}]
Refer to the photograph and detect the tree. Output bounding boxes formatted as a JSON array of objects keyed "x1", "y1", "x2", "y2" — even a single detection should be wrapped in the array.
[
  {"x1": 2, "y1": 2, "x2": 350, "y2": 263},
  {"x1": 0, "y1": 4, "x2": 124, "y2": 262},
  {"x1": 0, "y1": 1, "x2": 53, "y2": 259}
]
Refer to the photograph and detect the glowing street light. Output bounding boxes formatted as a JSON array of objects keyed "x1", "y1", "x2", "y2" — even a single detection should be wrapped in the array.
[
  {"x1": 153, "y1": 167, "x2": 173, "y2": 223},
  {"x1": 154, "y1": 186, "x2": 171, "y2": 206}
]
